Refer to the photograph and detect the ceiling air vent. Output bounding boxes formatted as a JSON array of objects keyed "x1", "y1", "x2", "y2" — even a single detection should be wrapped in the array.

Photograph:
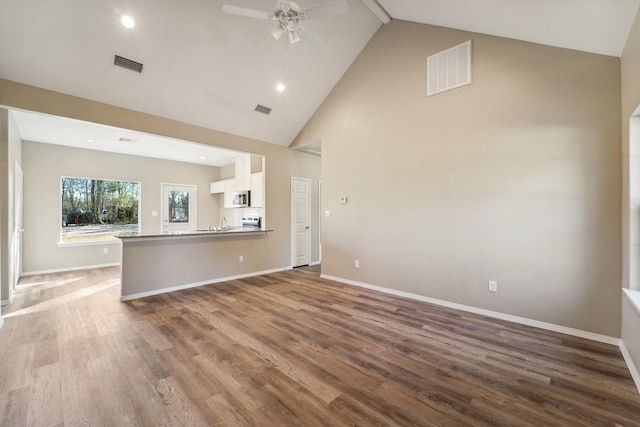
[
  {"x1": 427, "y1": 40, "x2": 472, "y2": 96},
  {"x1": 114, "y1": 54, "x2": 144, "y2": 74},
  {"x1": 254, "y1": 104, "x2": 272, "y2": 115}
]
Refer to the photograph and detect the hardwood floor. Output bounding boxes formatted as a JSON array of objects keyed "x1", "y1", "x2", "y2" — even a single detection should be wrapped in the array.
[{"x1": 1, "y1": 265, "x2": 639, "y2": 426}]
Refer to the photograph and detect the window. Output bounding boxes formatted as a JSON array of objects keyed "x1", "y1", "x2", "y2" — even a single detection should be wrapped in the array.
[
  {"x1": 61, "y1": 177, "x2": 140, "y2": 243},
  {"x1": 168, "y1": 191, "x2": 189, "y2": 223}
]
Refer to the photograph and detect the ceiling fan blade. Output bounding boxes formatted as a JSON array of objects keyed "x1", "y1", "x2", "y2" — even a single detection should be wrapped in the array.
[
  {"x1": 222, "y1": 4, "x2": 271, "y2": 20},
  {"x1": 301, "y1": 0, "x2": 347, "y2": 20},
  {"x1": 298, "y1": 27, "x2": 327, "y2": 53},
  {"x1": 261, "y1": 34, "x2": 280, "y2": 53}
]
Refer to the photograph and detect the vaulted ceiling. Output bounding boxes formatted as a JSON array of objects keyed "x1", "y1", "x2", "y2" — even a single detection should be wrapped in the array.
[{"x1": 1, "y1": 0, "x2": 638, "y2": 153}]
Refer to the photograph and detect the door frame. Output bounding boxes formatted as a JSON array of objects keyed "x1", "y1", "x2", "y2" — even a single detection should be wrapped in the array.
[
  {"x1": 291, "y1": 177, "x2": 312, "y2": 267},
  {"x1": 10, "y1": 160, "x2": 23, "y2": 301},
  {"x1": 318, "y1": 180, "x2": 322, "y2": 263}
]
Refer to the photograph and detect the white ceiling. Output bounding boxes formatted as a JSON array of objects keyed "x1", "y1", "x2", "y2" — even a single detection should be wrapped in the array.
[
  {"x1": 380, "y1": 0, "x2": 640, "y2": 57},
  {"x1": 11, "y1": 110, "x2": 245, "y2": 167},
  {"x1": 2, "y1": 0, "x2": 639, "y2": 161},
  {"x1": 0, "y1": 0, "x2": 381, "y2": 149}
]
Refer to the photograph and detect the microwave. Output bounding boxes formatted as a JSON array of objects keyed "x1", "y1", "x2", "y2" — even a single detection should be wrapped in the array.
[{"x1": 232, "y1": 191, "x2": 250, "y2": 207}]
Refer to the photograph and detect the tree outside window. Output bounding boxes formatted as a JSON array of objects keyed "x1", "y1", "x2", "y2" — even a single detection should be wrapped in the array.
[
  {"x1": 61, "y1": 177, "x2": 140, "y2": 243},
  {"x1": 168, "y1": 191, "x2": 189, "y2": 223}
]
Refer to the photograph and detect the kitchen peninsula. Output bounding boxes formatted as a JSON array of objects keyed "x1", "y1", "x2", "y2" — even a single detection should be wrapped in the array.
[{"x1": 118, "y1": 227, "x2": 273, "y2": 300}]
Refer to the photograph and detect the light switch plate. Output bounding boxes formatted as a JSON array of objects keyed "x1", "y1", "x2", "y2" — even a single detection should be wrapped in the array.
[{"x1": 488, "y1": 280, "x2": 498, "y2": 293}]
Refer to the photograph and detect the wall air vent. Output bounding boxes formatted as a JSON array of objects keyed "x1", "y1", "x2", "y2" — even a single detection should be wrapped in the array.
[
  {"x1": 254, "y1": 104, "x2": 272, "y2": 115},
  {"x1": 427, "y1": 40, "x2": 472, "y2": 96},
  {"x1": 118, "y1": 137, "x2": 137, "y2": 143},
  {"x1": 114, "y1": 54, "x2": 144, "y2": 74}
]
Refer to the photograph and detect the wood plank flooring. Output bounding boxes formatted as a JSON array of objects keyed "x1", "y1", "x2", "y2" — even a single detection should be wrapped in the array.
[{"x1": 1, "y1": 265, "x2": 639, "y2": 426}]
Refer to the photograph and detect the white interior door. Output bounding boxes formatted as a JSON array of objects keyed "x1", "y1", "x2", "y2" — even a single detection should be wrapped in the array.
[
  {"x1": 12, "y1": 161, "x2": 23, "y2": 292},
  {"x1": 291, "y1": 177, "x2": 311, "y2": 267},
  {"x1": 161, "y1": 183, "x2": 197, "y2": 232}
]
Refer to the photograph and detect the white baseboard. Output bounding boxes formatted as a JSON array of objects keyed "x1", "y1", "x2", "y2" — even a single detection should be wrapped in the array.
[
  {"x1": 0, "y1": 316, "x2": 4, "y2": 330},
  {"x1": 21, "y1": 263, "x2": 120, "y2": 277},
  {"x1": 620, "y1": 340, "x2": 640, "y2": 394},
  {"x1": 121, "y1": 267, "x2": 290, "y2": 301},
  {"x1": 309, "y1": 261, "x2": 321, "y2": 266},
  {"x1": 321, "y1": 274, "x2": 620, "y2": 346},
  {"x1": 1, "y1": 290, "x2": 15, "y2": 307}
]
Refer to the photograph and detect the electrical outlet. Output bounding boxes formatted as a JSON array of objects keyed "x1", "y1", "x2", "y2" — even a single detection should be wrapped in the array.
[
  {"x1": 239, "y1": 255, "x2": 244, "y2": 263},
  {"x1": 324, "y1": 210, "x2": 331, "y2": 218},
  {"x1": 355, "y1": 259, "x2": 360, "y2": 269},
  {"x1": 488, "y1": 280, "x2": 498, "y2": 293},
  {"x1": 103, "y1": 247, "x2": 109, "y2": 254}
]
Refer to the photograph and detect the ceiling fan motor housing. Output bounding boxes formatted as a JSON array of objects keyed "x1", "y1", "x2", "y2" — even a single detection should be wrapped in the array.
[
  {"x1": 275, "y1": 2, "x2": 301, "y2": 33},
  {"x1": 222, "y1": 0, "x2": 347, "y2": 52}
]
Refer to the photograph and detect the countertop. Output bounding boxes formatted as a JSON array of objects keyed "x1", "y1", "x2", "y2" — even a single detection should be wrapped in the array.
[{"x1": 117, "y1": 226, "x2": 272, "y2": 241}]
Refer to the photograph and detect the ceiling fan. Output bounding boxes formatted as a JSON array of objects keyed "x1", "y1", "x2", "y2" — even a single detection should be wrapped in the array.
[{"x1": 222, "y1": 0, "x2": 348, "y2": 53}]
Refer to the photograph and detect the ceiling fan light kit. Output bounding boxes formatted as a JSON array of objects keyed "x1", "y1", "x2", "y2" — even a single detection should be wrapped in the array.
[{"x1": 222, "y1": 0, "x2": 348, "y2": 53}]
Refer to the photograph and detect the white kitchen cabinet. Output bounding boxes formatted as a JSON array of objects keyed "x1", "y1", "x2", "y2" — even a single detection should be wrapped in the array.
[
  {"x1": 235, "y1": 154, "x2": 251, "y2": 191},
  {"x1": 223, "y1": 179, "x2": 237, "y2": 208},
  {"x1": 209, "y1": 180, "x2": 225, "y2": 194},
  {"x1": 250, "y1": 172, "x2": 263, "y2": 207}
]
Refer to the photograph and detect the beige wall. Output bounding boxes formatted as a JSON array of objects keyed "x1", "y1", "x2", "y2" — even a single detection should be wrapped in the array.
[
  {"x1": 22, "y1": 141, "x2": 221, "y2": 273},
  {"x1": 120, "y1": 233, "x2": 278, "y2": 298},
  {"x1": 294, "y1": 20, "x2": 622, "y2": 337},
  {"x1": 0, "y1": 79, "x2": 321, "y2": 277}
]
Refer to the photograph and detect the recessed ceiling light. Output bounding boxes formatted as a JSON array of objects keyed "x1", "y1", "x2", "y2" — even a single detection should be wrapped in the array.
[
  {"x1": 86, "y1": 139, "x2": 96, "y2": 143},
  {"x1": 199, "y1": 156, "x2": 206, "y2": 160},
  {"x1": 276, "y1": 83, "x2": 286, "y2": 93},
  {"x1": 121, "y1": 16, "x2": 135, "y2": 29}
]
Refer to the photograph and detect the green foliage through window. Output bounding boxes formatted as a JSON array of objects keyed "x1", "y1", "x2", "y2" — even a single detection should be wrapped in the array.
[
  {"x1": 61, "y1": 177, "x2": 140, "y2": 243},
  {"x1": 168, "y1": 191, "x2": 189, "y2": 223}
]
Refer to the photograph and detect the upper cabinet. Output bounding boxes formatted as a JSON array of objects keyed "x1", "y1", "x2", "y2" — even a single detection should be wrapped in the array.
[
  {"x1": 209, "y1": 154, "x2": 264, "y2": 209},
  {"x1": 209, "y1": 180, "x2": 225, "y2": 194},
  {"x1": 250, "y1": 172, "x2": 263, "y2": 207},
  {"x1": 235, "y1": 154, "x2": 251, "y2": 191},
  {"x1": 222, "y1": 179, "x2": 237, "y2": 208}
]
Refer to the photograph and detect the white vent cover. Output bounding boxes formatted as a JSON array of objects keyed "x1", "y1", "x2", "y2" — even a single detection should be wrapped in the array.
[{"x1": 427, "y1": 40, "x2": 472, "y2": 96}]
